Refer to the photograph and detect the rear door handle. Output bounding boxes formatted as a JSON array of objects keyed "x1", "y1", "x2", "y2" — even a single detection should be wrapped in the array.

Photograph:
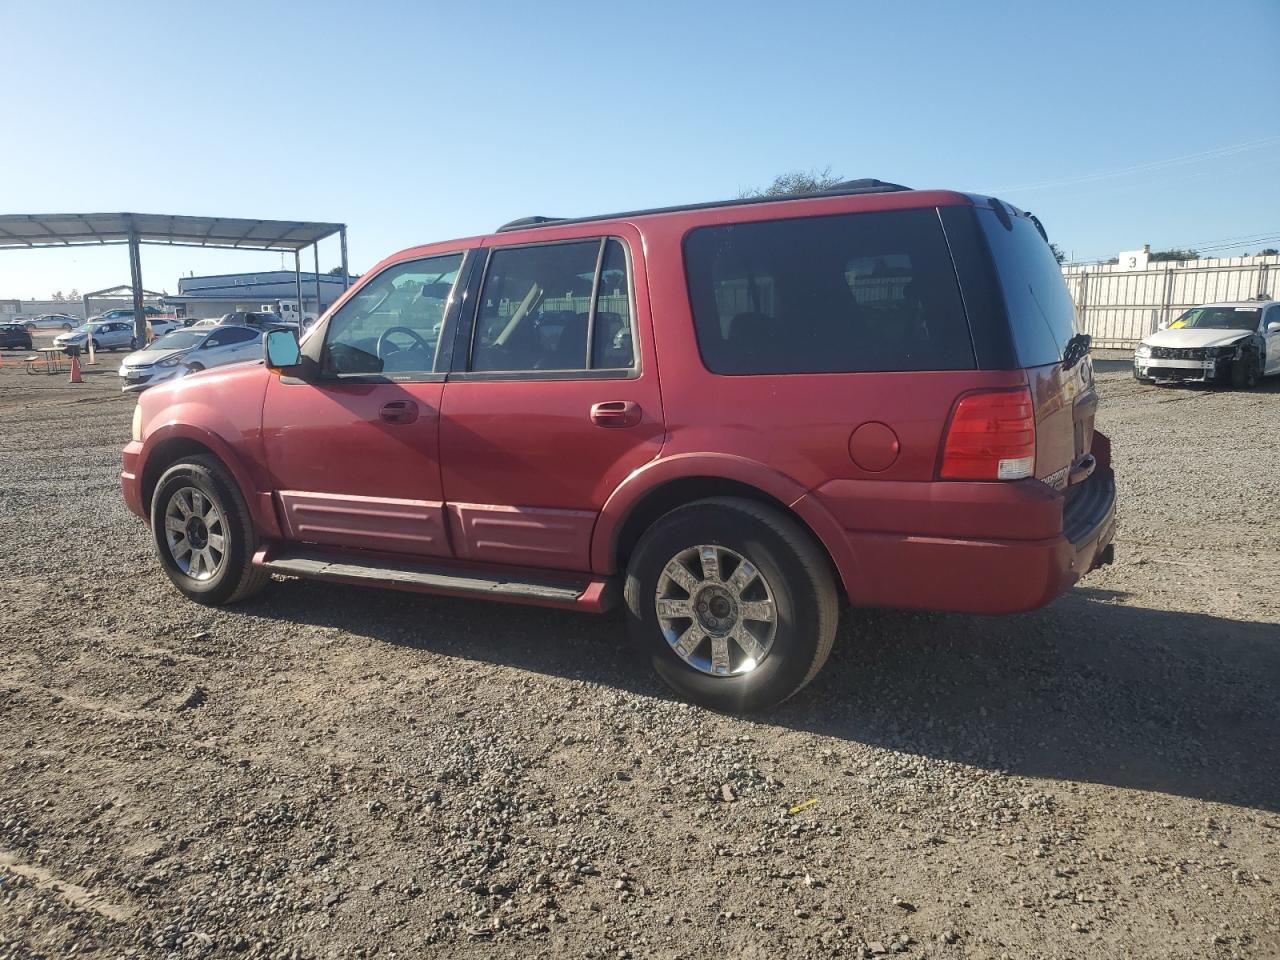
[
  {"x1": 590, "y1": 400, "x2": 642, "y2": 428},
  {"x1": 379, "y1": 400, "x2": 419, "y2": 424}
]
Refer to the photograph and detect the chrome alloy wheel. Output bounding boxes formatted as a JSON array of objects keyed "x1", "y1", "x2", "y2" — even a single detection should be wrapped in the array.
[
  {"x1": 163, "y1": 486, "x2": 227, "y2": 581},
  {"x1": 655, "y1": 544, "x2": 778, "y2": 676}
]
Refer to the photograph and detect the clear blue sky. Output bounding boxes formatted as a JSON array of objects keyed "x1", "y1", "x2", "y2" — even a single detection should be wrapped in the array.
[{"x1": 3, "y1": 0, "x2": 1278, "y2": 299}]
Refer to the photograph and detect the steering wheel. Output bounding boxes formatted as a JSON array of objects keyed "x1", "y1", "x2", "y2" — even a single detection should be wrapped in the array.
[{"x1": 376, "y1": 326, "x2": 430, "y2": 359}]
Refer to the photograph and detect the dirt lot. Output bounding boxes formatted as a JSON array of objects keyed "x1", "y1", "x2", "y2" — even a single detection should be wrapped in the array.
[{"x1": 1, "y1": 358, "x2": 1277, "y2": 960}]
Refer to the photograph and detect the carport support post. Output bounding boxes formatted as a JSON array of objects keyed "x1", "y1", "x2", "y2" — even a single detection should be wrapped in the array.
[
  {"x1": 339, "y1": 226, "x2": 349, "y2": 289},
  {"x1": 128, "y1": 223, "x2": 146, "y2": 349},
  {"x1": 313, "y1": 244, "x2": 322, "y2": 318},
  {"x1": 294, "y1": 251, "x2": 303, "y2": 319}
]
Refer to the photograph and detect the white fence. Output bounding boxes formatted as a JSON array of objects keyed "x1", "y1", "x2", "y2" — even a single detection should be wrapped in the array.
[{"x1": 1062, "y1": 255, "x2": 1278, "y2": 348}]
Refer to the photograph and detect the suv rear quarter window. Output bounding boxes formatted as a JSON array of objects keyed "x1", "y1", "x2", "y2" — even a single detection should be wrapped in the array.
[
  {"x1": 683, "y1": 208, "x2": 975, "y2": 375},
  {"x1": 976, "y1": 208, "x2": 1079, "y2": 367}
]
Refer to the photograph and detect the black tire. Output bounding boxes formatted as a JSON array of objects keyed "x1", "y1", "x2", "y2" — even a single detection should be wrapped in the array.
[
  {"x1": 1230, "y1": 351, "x2": 1261, "y2": 389},
  {"x1": 150, "y1": 454, "x2": 269, "y2": 605},
  {"x1": 186, "y1": 362, "x2": 204, "y2": 372},
  {"x1": 61, "y1": 323, "x2": 72, "y2": 331},
  {"x1": 130, "y1": 337, "x2": 138, "y2": 351},
  {"x1": 624, "y1": 497, "x2": 839, "y2": 712}
]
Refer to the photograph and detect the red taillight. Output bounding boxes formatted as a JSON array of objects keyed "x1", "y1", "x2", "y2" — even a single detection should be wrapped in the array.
[{"x1": 940, "y1": 388, "x2": 1036, "y2": 481}]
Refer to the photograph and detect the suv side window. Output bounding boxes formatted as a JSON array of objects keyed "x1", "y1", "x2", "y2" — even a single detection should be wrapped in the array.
[
  {"x1": 322, "y1": 252, "x2": 464, "y2": 377},
  {"x1": 684, "y1": 209, "x2": 974, "y2": 375},
  {"x1": 470, "y1": 238, "x2": 635, "y2": 374}
]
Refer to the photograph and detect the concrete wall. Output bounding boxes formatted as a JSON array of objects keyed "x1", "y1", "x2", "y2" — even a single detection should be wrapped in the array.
[{"x1": 1062, "y1": 254, "x2": 1279, "y2": 348}]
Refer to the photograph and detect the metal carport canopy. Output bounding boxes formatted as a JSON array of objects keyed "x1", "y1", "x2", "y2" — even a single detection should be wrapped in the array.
[{"x1": 0, "y1": 212, "x2": 349, "y2": 345}]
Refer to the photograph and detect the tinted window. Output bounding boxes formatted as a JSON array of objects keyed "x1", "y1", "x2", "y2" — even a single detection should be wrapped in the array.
[
  {"x1": 977, "y1": 208, "x2": 1078, "y2": 367},
  {"x1": 216, "y1": 327, "x2": 260, "y2": 345},
  {"x1": 471, "y1": 239, "x2": 634, "y2": 373},
  {"x1": 323, "y1": 252, "x2": 464, "y2": 376},
  {"x1": 684, "y1": 209, "x2": 974, "y2": 374}
]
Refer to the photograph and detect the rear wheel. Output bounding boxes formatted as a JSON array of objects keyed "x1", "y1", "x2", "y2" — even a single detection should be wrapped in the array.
[
  {"x1": 151, "y1": 455, "x2": 268, "y2": 605},
  {"x1": 61, "y1": 323, "x2": 72, "y2": 331},
  {"x1": 130, "y1": 337, "x2": 138, "y2": 350},
  {"x1": 624, "y1": 497, "x2": 839, "y2": 712}
]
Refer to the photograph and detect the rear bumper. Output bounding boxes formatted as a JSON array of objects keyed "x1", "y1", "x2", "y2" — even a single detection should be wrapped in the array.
[
  {"x1": 121, "y1": 441, "x2": 145, "y2": 520},
  {"x1": 802, "y1": 462, "x2": 1117, "y2": 615}
]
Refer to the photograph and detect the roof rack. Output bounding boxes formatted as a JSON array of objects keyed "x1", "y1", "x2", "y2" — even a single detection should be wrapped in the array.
[{"x1": 496, "y1": 178, "x2": 910, "y2": 233}]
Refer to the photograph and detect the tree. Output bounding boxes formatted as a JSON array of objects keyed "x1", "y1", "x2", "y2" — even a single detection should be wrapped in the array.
[
  {"x1": 739, "y1": 167, "x2": 844, "y2": 199},
  {"x1": 327, "y1": 266, "x2": 361, "y2": 280},
  {"x1": 1149, "y1": 248, "x2": 1199, "y2": 262},
  {"x1": 1049, "y1": 242, "x2": 1067, "y2": 265},
  {"x1": 1260, "y1": 248, "x2": 1278, "y2": 257},
  {"x1": 67, "y1": 288, "x2": 79, "y2": 301},
  {"x1": 51, "y1": 290, "x2": 65, "y2": 301}
]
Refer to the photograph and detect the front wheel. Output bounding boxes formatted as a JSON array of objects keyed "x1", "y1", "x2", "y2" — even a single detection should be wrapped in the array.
[
  {"x1": 624, "y1": 497, "x2": 839, "y2": 712},
  {"x1": 151, "y1": 455, "x2": 268, "y2": 605},
  {"x1": 1231, "y1": 352, "x2": 1261, "y2": 389},
  {"x1": 185, "y1": 362, "x2": 204, "y2": 373}
]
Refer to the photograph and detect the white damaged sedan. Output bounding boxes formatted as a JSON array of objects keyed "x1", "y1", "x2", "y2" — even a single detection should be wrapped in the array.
[
  {"x1": 1134, "y1": 300, "x2": 1280, "y2": 388},
  {"x1": 118, "y1": 326, "x2": 263, "y2": 393}
]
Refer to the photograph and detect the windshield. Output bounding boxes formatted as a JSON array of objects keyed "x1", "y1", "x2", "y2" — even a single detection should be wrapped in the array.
[
  {"x1": 146, "y1": 331, "x2": 204, "y2": 351},
  {"x1": 1170, "y1": 307, "x2": 1260, "y2": 331},
  {"x1": 71, "y1": 323, "x2": 100, "y2": 335}
]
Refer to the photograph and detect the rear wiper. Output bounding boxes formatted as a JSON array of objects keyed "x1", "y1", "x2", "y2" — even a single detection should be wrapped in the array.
[{"x1": 1062, "y1": 333, "x2": 1092, "y2": 371}]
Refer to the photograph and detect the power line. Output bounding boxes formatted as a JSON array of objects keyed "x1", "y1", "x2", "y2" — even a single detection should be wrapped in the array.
[{"x1": 983, "y1": 135, "x2": 1280, "y2": 195}]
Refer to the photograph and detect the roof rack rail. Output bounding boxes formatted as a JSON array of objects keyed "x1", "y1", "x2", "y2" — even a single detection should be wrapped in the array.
[
  {"x1": 496, "y1": 178, "x2": 911, "y2": 233},
  {"x1": 496, "y1": 215, "x2": 565, "y2": 232}
]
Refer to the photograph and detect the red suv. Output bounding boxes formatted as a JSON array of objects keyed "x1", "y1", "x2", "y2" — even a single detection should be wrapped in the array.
[{"x1": 121, "y1": 180, "x2": 1116, "y2": 711}]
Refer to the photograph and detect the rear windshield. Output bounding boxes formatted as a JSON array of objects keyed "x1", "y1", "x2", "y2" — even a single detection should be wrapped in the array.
[
  {"x1": 684, "y1": 208, "x2": 975, "y2": 374},
  {"x1": 977, "y1": 208, "x2": 1078, "y2": 367}
]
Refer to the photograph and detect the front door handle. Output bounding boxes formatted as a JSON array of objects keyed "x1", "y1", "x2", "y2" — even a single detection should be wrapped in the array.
[
  {"x1": 379, "y1": 400, "x2": 419, "y2": 425},
  {"x1": 590, "y1": 400, "x2": 642, "y2": 428}
]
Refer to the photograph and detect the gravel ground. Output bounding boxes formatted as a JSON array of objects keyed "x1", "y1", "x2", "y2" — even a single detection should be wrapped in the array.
[{"x1": 1, "y1": 357, "x2": 1277, "y2": 960}]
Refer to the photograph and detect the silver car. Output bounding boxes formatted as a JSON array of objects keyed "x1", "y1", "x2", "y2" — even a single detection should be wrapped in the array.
[
  {"x1": 117, "y1": 325, "x2": 263, "y2": 392},
  {"x1": 25, "y1": 313, "x2": 78, "y2": 331},
  {"x1": 53, "y1": 320, "x2": 138, "y2": 353}
]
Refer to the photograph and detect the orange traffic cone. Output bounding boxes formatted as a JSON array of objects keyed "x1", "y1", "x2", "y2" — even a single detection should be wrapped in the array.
[{"x1": 69, "y1": 354, "x2": 83, "y2": 384}]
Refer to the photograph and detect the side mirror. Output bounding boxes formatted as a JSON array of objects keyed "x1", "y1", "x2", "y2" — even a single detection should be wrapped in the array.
[
  {"x1": 264, "y1": 328, "x2": 302, "y2": 371},
  {"x1": 1157, "y1": 320, "x2": 1170, "y2": 330},
  {"x1": 1268, "y1": 322, "x2": 1280, "y2": 334}
]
